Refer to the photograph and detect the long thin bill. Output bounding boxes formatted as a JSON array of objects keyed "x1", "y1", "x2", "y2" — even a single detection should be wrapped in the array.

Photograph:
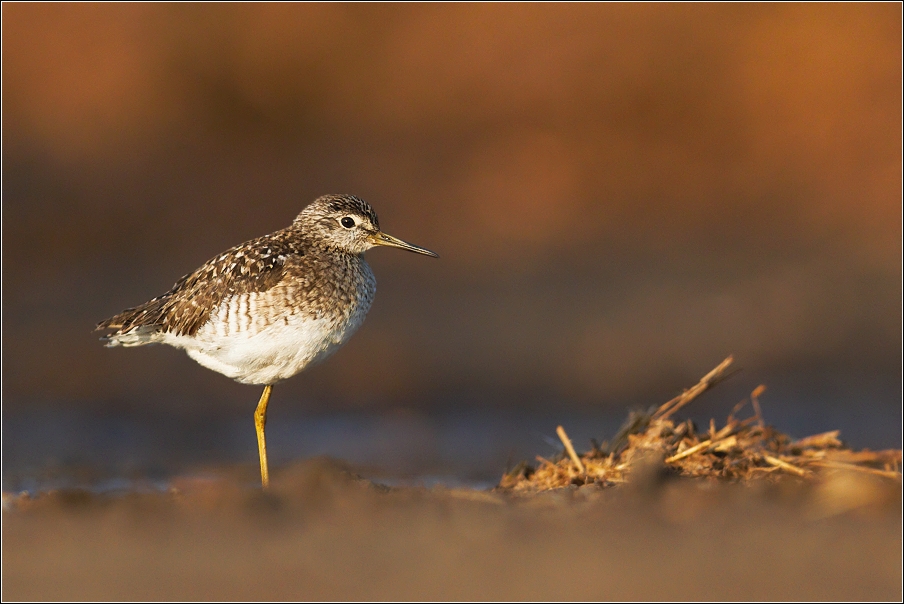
[{"x1": 370, "y1": 231, "x2": 439, "y2": 257}]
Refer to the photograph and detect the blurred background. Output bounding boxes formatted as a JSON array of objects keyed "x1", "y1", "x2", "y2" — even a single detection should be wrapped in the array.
[{"x1": 3, "y1": 4, "x2": 901, "y2": 490}]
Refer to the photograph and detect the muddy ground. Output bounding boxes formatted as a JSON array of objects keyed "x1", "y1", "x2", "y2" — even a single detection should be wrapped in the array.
[{"x1": 3, "y1": 458, "x2": 900, "y2": 601}]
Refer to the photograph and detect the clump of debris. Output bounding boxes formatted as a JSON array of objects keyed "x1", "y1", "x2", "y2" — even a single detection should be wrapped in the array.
[{"x1": 499, "y1": 357, "x2": 902, "y2": 492}]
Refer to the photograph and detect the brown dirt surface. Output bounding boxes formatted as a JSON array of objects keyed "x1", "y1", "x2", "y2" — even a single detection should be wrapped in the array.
[
  {"x1": 4, "y1": 359, "x2": 901, "y2": 601},
  {"x1": 3, "y1": 456, "x2": 902, "y2": 601}
]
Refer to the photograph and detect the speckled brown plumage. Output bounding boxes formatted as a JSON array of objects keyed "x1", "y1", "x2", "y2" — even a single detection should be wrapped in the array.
[
  {"x1": 97, "y1": 232, "x2": 373, "y2": 339},
  {"x1": 97, "y1": 195, "x2": 385, "y2": 342},
  {"x1": 96, "y1": 193, "x2": 437, "y2": 488}
]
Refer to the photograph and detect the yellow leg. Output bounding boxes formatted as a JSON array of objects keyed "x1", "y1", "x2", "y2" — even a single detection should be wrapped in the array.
[{"x1": 254, "y1": 384, "x2": 273, "y2": 489}]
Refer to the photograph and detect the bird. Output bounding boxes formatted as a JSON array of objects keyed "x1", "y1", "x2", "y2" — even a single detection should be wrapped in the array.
[{"x1": 96, "y1": 194, "x2": 438, "y2": 489}]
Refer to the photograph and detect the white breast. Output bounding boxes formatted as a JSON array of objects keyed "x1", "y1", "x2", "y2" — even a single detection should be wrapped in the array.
[{"x1": 163, "y1": 287, "x2": 373, "y2": 385}]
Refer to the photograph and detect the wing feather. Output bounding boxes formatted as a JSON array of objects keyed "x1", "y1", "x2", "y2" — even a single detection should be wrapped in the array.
[{"x1": 97, "y1": 232, "x2": 305, "y2": 341}]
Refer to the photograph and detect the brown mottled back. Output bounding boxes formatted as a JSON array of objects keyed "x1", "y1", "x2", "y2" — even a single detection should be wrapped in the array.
[
  {"x1": 96, "y1": 230, "x2": 309, "y2": 338},
  {"x1": 97, "y1": 194, "x2": 387, "y2": 342}
]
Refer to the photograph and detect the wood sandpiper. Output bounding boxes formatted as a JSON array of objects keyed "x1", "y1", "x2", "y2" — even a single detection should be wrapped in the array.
[{"x1": 97, "y1": 194, "x2": 438, "y2": 488}]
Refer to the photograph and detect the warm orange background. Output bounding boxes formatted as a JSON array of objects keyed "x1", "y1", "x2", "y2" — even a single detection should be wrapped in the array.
[{"x1": 3, "y1": 5, "x2": 900, "y2": 440}]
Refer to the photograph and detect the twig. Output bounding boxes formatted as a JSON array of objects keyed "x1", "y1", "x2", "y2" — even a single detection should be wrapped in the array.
[
  {"x1": 763, "y1": 455, "x2": 807, "y2": 476},
  {"x1": 810, "y1": 460, "x2": 902, "y2": 480},
  {"x1": 748, "y1": 466, "x2": 780, "y2": 474},
  {"x1": 665, "y1": 439, "x2": 713, "y2": 463},
  {"x1": 556, "y1": 425, "x2": 586, "y2": 474},
  {"x1": 535, "y1": 455, "x2": 555, "y2": 468},
  {"x1": 727, "y1": 398, "x2": 749, "y2": 422},
  {"x1": 653, "y1": 356, "x2": 735, "y2": 421},
  {"x1": 789, "y1": 431, "x2": 842, "y2": 449},
  {"x1": 751, "y1": 384, "x2": 766, "y2": 428},
  {"x1": 711, "y1": 417, "x2": 751, "y2": 441}
]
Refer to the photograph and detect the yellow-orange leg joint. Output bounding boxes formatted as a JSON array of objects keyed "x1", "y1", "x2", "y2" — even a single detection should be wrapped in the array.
[{"x1": 254, "y1": 384, "x2": 273, "y2": 489}]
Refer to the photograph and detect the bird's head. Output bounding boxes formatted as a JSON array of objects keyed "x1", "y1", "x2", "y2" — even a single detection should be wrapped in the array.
[{"x1": 294, "y1": 194, "x2": 438, "y2": 257}]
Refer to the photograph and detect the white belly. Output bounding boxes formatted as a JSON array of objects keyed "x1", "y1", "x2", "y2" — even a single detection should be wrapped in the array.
[{"x1": 164, "y1": 299, "x2": 369, "y2": 385}]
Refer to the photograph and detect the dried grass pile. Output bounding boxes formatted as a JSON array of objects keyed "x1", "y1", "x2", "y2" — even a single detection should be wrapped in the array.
[{"x1": 499, "y1": 357, "x2": 902, "y2": 492}]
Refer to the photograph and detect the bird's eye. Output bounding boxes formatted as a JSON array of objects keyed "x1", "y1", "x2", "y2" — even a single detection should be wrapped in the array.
[{"x1": 341, "y1": 217, "x2": 355, "y2": 228}]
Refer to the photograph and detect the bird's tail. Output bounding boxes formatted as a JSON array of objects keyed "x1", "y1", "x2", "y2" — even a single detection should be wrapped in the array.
[
  {"x1": 96, "y1": 302, "x2": 168, "y2": 347},
  {"x1": 98, "y1": 325, "x2": 164, "y2": 347}
]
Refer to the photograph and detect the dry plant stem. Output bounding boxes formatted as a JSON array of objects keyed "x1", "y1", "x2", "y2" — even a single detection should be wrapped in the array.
[
  {"x1": 790, "y1": 431, "x2": 842, "y2": 449},
  {"x1": 763, "y1": 455, "x2": 807, "y2": 476},
  {"x1": 751, "y1": 384, "x2": 766, "y2": 428},
  {"x1": 712, "y1": 418, "x2": 750, "y2": 441},
  {"x1": 536, "y1": 456, "x2": 555, "y2": 468},
  {"x1": 502, "y1": 355, "x2": 903, "y2": 492},
  {"x1": 811, "y1": 460, "x2": 903, "y2": 480},
  {"x1": 665, "y1": 440, "x2": 713, "y2": 463},
  {"x1": 556, "y1": 425, "x2": 586, "y2": 474},
  {"x1": 653, "y1": 356, "x2": 734, "y2": 421},
  {"x1": 727, "y1": 398, "x2": 749, "y2": 421}
]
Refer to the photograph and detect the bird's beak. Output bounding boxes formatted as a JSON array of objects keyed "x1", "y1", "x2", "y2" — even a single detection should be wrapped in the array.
[{"x1": 369, "y1": 231, "x2": 439, "y2": 257}]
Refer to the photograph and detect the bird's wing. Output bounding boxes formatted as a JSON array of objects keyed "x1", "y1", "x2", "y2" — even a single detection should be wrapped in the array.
[{"x1": 96, "y1": 233, "x2": 306, "y2": 338}]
